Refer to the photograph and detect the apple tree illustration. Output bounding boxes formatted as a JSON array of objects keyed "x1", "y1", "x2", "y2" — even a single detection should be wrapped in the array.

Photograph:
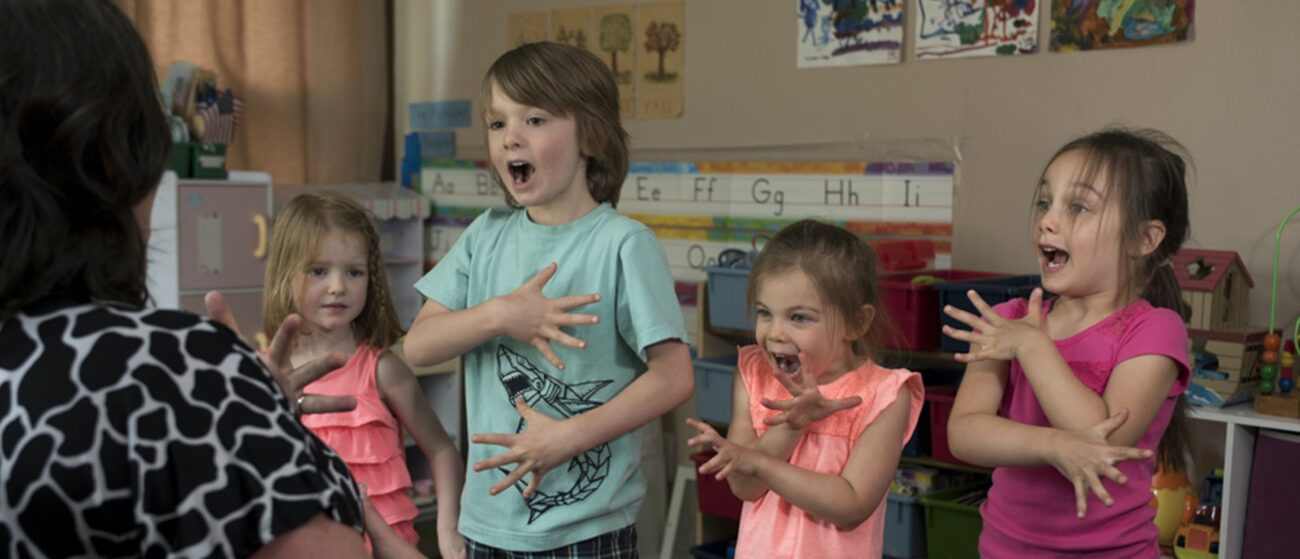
[{"x1": 643, "y1": 21, "x2": 681, "y2": 83}]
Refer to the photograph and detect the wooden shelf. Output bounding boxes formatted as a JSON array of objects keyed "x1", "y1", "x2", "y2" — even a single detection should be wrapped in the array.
[
  {"x1": 899, "y1": 455, "x2": 992, "y2": 475},
  {"x1": 879, "y1": 347, "x2": 962, "y2": 371}
]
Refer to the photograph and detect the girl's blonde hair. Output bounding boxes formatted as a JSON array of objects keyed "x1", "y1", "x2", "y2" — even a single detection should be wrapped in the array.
[
  {"x1": 262, "y1": 192, "x2": 404, "y2": 349},
  {"x1": 745, "y1": 220, "x2": 891, "y2": 358}
]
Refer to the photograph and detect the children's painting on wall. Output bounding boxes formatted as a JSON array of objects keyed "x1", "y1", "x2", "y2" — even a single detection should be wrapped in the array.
[
  {"x1": 507, "y1": 12, "x2": 549, "y2": 49},
  {"x1": 915, "y1": 0, "x2": 1039, "y2": 59},
  {"x1": 594, "y1": 4, "x2": 637, "y2": 120},
  {"x1": 551, "y1": 8, "x2": 592, "y2": 52},
  {"x1": 1051, "y1": 0, "x2": 1194, "y2": 52},
  {"x1": 797, "y1": 0, "x2": 904, "y2": 68},
  {"x1": 637, "y1": 1, "x2": 685, "y2": 119}
]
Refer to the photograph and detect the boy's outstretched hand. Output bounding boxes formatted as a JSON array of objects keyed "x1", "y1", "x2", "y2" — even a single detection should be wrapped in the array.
[
  {"x1": 491, "y1": 263, "x2": 601, "y2": 371},
  {"x1": 471, "y1": 398, "x2": 580, "y2": 499},
  {"x1": 760, "y1": 352, "x2": 862, "y2": 430},
  {"x1": 1046, "y1": 408, "x2": 1153, "y2": 519},
  {"x1": 686, "y1": 418, "x2": 762, "y2": 480}
]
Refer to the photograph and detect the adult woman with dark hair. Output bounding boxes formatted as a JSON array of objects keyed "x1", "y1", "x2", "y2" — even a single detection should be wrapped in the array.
[{"x1": 0, "y1": 1, "x2": 420, "y2": 557}]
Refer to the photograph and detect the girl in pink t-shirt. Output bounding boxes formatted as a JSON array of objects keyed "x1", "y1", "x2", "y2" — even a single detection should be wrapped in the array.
[
  {"x1": 687, "y1": 220, "x2": 923, "y2": 558},
  {"x1": 943, "y1": 128, "x2": 1194, "y2": 558}
]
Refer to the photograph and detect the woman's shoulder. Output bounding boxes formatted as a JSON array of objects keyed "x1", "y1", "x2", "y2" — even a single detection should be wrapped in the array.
[{"x1": 15, "y1": 297, "x2": 248, "y2": 355}]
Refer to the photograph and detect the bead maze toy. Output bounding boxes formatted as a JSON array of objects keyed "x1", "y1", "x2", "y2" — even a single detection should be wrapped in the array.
[{"x1": 1253, "y1": 204, "x2": 1300, "y2": 418}]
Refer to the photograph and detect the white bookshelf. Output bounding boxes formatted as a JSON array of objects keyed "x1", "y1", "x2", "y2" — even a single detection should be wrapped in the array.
[{"x1": 1187, "y1": 404, "x2": 1300, "y2": 558}]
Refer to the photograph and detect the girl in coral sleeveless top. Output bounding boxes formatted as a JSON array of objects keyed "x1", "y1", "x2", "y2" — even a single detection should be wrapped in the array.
[{"x1": 688, "y1": 220, "x2": 923, "y2": 558}]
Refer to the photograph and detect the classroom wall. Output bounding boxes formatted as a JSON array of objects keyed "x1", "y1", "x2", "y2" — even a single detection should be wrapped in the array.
[{"x1": 396, "y1": 0, "x2": 1300, "y2": 329}]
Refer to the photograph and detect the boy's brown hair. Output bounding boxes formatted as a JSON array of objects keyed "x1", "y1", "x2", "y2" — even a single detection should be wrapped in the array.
[
  {"x1": 480, "y1": 42, "x2": 629, "y2": 207},
  {"x1": 262, "y1": 192, "x2": 405, "y2": 349}
]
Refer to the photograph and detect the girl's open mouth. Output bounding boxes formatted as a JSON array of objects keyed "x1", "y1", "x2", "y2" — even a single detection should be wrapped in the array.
[
  {"x1": 1041, "y1": 246, "x2": 1070, "y2": 270},
  {"x1": 772, "y1": 352, "x2": 801, "y2": 375}
]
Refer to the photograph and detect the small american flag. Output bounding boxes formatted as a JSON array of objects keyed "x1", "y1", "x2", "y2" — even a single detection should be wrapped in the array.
[
  {"x1": 213, "y1": 89, "x2": 233, "y2": 144},
  {"x1": 193, "y1": 89, "x2": 244, "y2": 145}
]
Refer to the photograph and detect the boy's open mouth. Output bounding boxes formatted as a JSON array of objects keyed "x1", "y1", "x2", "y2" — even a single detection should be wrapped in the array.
[
  {"x1": 1041, "y1": 245, "x2": 1070, "y2": 270},
  {"x1": 508, "y1": 161, "x2": 534, "y2": 183},
  {"x1": 772, "y1": 352, "x2": 801, "y2": 375}
]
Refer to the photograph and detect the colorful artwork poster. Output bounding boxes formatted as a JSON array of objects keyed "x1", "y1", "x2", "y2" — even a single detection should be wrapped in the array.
[
  {"x1": 507, "y1": 12, "x2": 548, "y2": 49},
  {"x1": 916, "y1": 0, "x2": 1039, "y2": 59},
  {"x1": 551, "y1": 8, "x2": 592, "y2": 52},
  {"x1": 594, "y1": 4, "x2": 638, "y2": 120},
  {"x1": 637, "y1": 1, "x2": 685, "y2": 119},
  {"x1": 797, "y1": 0, "x2": 904, "y2": 68},
  {"x1": 1051, "y1": 0, "x2": 1194, "y2": 52}
]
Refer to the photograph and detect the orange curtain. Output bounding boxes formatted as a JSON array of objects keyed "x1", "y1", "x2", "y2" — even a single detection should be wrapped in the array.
[{"x1": 115, "y1": 0, "x2": 391, "y2": 185}]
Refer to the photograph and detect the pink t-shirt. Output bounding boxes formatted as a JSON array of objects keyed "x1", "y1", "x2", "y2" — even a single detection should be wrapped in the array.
[
  {"x1": 979, "y1": 298, "x2": 1189, "y2": 558},
  {"x1": 733, "y1": 345, "x2": 923, "y2": 559}
]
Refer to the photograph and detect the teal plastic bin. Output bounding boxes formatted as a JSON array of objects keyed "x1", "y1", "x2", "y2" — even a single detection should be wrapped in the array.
[
  {"x1": 693, "y1": 354, "x2": 738, "y2": 424},
  {"x1": 705, "y1": 266, "x2": 751, "y2": 331},
  {"x1": 884, "y1": 491, "x2": 927, "y2": 558}
]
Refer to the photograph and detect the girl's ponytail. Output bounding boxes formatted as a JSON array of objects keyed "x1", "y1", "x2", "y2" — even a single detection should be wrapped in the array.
[
  {"x1": 1144, "y1": 262, "x2": 1190, "y2": 322},
  {"x1": 1143, "y1": 235, "x2": 1191, "y2": 475}
]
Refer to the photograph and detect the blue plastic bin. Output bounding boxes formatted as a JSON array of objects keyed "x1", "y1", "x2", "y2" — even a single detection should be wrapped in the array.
[
  {"x1": 694, "y1": 354, "x2": 738, "y2": 424},
  {"x1": 936, "y1": 275, "x2": 1044, "y2": 353},
  {"x1": 884, "y1": 491, "x2": 927, "y2": 558},
  {"x1": 705, "y1": 266, "x2": 752, "y2": 331}
]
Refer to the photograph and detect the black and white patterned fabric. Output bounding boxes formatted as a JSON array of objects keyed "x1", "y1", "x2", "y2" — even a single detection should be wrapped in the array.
[{"x1": 0, "y1": 295, "x2": 363, "y2": 558}]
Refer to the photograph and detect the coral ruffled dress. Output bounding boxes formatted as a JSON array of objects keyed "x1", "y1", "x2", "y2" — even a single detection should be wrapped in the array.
[{"x1": 300, "y1": 345, "x2": 419, "y2": 545}]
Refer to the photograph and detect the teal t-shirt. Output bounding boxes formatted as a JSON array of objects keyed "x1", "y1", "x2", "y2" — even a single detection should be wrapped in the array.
[{"x1": 414, "y1": 204, "x2": 688, "y2": 551}]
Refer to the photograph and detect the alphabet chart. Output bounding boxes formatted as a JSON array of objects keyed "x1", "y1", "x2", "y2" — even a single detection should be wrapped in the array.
[{"x1": 420, "y1": 159, "x2": 954, "y2": 337}]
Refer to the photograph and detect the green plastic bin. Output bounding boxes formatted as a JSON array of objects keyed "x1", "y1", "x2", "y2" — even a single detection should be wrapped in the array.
[{"x1": 920, "y1": 484, "x2": 988, "y2": 559}]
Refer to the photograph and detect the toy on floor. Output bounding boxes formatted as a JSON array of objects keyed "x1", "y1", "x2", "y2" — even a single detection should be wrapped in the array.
[
  {"x1": 1253, "y1": 204, "x2": 1300, "y2": 417},
  {"x1": 1149, "y1": 466, "x2": 1197, "y2": 548},
  {"x1": 1172, "y1": 469, "x2": 1223, "y2": 559}
]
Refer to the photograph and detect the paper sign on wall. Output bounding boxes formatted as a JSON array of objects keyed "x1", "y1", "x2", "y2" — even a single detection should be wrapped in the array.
[
  {"x1": 508, "y1": 12, "x2": 549, "y2": 49},
  {"x1": 409, "y1": 100, "x2": 472, "y2": 129}
]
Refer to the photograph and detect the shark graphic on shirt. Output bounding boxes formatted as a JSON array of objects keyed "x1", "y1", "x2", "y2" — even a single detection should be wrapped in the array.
[{"x1": 495, "y1": 345, "x2": 614, "y2": 523}]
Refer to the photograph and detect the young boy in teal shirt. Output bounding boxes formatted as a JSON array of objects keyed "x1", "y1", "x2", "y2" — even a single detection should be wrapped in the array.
[{"x1": 405, "y1": 42, "x2": 694, "y2": 557}]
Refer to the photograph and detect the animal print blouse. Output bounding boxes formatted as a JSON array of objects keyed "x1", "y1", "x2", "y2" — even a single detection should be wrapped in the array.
[{"x1": 0, "y1": 295, "x2": 362, "y2": 558}]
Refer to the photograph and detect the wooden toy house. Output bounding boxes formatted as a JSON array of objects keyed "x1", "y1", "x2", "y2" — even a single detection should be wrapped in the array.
[{"x1": 1173, "y1": 249, "x2": 1254, "y2": 331}]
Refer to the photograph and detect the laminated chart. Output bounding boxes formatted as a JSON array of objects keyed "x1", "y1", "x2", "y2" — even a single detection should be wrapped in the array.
[{"x1": 419, "y1": 159, "x2": 954, "y2": 339}]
